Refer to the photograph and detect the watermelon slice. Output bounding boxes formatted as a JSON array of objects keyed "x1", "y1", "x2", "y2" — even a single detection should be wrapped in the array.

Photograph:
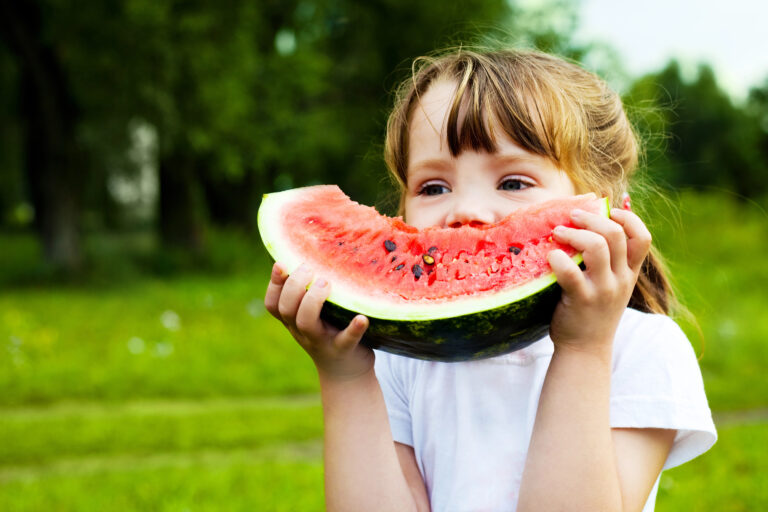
[{"x1": 258, "y1": 185, "x2": 609, "y2": 361}]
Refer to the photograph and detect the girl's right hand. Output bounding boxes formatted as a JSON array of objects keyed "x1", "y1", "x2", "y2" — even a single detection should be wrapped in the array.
[{"x1": 264, "y1": 262, "x2": 374, "y2": 381}]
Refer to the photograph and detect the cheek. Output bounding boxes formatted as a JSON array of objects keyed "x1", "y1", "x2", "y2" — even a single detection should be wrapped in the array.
[
  {"x1": 555, "y1": 171, "x2": 579, "y2": 196},
  {"x1": 402, "y1": 198, "x2": 420, "y2": 226},
  {"x1": 404, "y1": 198, "x2": 441, "y2": 229}
]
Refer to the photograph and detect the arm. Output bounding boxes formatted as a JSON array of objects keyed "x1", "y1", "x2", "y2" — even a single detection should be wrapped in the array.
[
  {"x1": 264, "y1": 263, "x2": 425, "y2": 512},
  {"x1": 396, "y1": 442, "x2": 432, "y2": 511},
  {"x1": 518, "y1": 208, "x2": 672, "y2": 511},
  {"x1": 518, "y1": 344, "x2": 675, "y2": 511},
  {"x1": 319, "y1": 369, "x2": 423, "y2": 512}
]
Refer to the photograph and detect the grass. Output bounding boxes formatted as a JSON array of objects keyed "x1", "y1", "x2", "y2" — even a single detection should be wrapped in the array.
[
  {"x1": 0, "y1": 458, "x2": 325, "y2": 511},
  {"x1": 6, "y1": 428, "x2": 767, "y2": 512},
  {"x1": 0, "y1": 273, "x2": 319, "y2": 405},
  {"x1": 646, "y1": 191, "x2": 768, "y2": 410},
  {"x1": 657, "y1": 423, "x2": 768, "y2": 511},
  {"x1": 0, "y1": 190, "x2": 766, "y2": 509},
  {"x1": 0, "y1": 396, "x2": 322, "y2": 466}
]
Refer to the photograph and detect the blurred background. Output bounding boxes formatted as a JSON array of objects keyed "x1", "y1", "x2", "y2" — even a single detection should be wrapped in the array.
[{"x1": 1, "y1": 0, "x2": 767, "y2": 510}]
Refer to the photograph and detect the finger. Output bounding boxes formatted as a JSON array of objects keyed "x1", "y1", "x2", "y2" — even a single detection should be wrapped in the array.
[
  {"x1": 609, "y1": 209, "x2": 653, "y2": 273},
  {"x1": 552, "y1": 225, "x2": 611, "y2": 283},
  {"x1": 295, "y1": 277, "x2": 333, "y2": 337},
  {"x1": 570, "y1": 209, "x2": 627, "y2": 273},
  {"x1": 265, "y1": 262, "x2": 289, "y2": 319},
  {"x1": 277, "y1": 264, "x2": 313, "y2": 326},
  {"x1": 547, "y1": 248, "x2": 586, "y2": 294},
  {"x1": 333, "y1": 315, "x2": 369, "y2": 352}
]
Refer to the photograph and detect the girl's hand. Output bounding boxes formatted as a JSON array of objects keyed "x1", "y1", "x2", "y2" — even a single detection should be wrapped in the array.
[
  {"x1": 264, "y1": 262, "x2": 374, "y2": 381},
  {"x1": 547, "y1": 208, "x2": 652, "y2": 354}
]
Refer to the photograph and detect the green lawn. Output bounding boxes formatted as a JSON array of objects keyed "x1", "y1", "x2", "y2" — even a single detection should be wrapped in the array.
[{"x1": 1, "y1": 190, "x2": 766, "y2": 509}]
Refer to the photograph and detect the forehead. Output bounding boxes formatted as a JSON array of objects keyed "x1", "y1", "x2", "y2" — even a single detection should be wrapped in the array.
[
  {"x1": 408, "y1": 80, "x2": 464, "y2": 160},
  {"x1": 407, "y1": 80, "x2": 533, "y2": 164}
]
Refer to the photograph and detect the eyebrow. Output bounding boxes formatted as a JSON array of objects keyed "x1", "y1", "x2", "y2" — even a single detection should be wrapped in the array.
[
  {"x1": 408, "y1": 158, "x2": 454, "y2": 175},
  {"x1": 410, "y1": 153, "x2": 537, "y2": 173},
  {"x1": 490, "y1": 154, "x2": 540, "y2": 166}
]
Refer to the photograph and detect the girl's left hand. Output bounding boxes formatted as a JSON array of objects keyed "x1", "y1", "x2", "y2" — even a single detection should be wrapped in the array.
[{"x1": 547, "y1": 207, "x2": 653, "y2": 353}]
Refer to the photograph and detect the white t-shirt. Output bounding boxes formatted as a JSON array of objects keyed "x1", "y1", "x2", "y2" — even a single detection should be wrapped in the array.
[{"x1": 374, "y1": 308, "x2": 717, "y2": 512}]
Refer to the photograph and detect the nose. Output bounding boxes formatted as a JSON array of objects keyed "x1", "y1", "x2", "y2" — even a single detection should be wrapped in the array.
[{"x1": 445, "y1": 199, "x2": 496, "y2": 228}]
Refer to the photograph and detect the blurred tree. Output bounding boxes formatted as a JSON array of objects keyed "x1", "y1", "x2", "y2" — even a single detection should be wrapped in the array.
[
  {"x1": 0, "y1": 0, "x2": 588, "y2": 268},
  {"x1": 0, "y1": 43, "x2": 24, "y2": 226},
  {"x1": 0, "y1": 0, "x2": 86, "y2": 270},
  {"x1": 747, "y1": 78, "x2": 768, "y2": 198},
  {"x1": 626, "y1": 61, "x2": 767, "y2": 198}
]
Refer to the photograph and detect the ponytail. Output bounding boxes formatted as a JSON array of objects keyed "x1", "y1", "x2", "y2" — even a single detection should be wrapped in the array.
[{"x1": 629, "y1": 247, "x2": 675, "y2": 315}]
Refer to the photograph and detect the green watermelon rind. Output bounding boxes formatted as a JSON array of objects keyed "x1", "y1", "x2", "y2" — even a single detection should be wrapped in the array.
[
  {"x1": 258, "y1": 187, "x2": 609, "y2": 361},
  {"x1": 320, "y1": 281, "x2": 562, "y2": 361}
]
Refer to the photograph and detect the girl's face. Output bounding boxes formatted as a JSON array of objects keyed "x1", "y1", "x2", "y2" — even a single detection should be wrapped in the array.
[{"x1": 404, "y1": 81, "x2": 577, "y2": 229}]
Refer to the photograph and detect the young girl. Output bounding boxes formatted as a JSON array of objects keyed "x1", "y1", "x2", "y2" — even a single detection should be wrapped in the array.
[{"x1": 264, "y1": 48, "x2": 716, "y2": 512}]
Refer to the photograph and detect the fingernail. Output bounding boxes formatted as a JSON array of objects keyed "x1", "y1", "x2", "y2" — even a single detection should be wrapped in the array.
[
  {"x1": 622, "y1": 192, "x2": 632, "y2": 211},
  {"x1": 553, "y1": 225, "x2": 566, "y2": 234},
  {"x1": 570, "y1": 208, "x2": 585, "y2": 218},
  {"x1": 315, "y1": 278, "x2": 327, "y2": 288}
]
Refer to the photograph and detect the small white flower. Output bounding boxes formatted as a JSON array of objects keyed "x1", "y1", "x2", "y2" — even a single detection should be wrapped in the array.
[
  {"x1": 717, "y1": 319, "x2": 737, "y2": 339},
  {"x1": 247, "y1": 299, "x2": 265, "y2": 318},
  {"x1": 161, "y1": 310, "x2": 181, "y2": 331},
  {"x1": 154, "y1": 341, "x2": 174, "y2": 358},
  {"x1": 127, "y1": 337, "x2": 146, "y2": 354}
]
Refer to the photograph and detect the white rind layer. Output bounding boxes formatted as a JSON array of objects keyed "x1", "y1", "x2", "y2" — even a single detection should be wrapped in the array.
[{"x1": 258, "y1": 187, "x2": 607, "y2": 321}]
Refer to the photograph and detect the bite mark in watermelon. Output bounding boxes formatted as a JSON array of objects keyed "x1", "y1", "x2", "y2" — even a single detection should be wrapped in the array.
[{"x1": 258, "y1": 185, "x2": 609, "y2": 361}]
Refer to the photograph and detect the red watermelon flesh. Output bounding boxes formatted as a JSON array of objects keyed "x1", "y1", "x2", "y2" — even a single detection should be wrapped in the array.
[{"x1": 260, "y1": 185, "x2": 607, "y2": 307}]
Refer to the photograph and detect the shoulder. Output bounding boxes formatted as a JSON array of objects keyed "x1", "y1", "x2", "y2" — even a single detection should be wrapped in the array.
[
  {"x1": 615, "y1": 307, "x2": 685, "y2": 340},
  {"x1": 612, "y1": 308, "x2": 698, "y2": 364},
  {"x1": 609, "y1": 308, "x2": 717, "y2": 468},
  {"x1": 373, "y1": 349, "x2": 427, "y2": 405},
  {"x1": 373, "y1": 350, "x2": 429, "y2": 447},
  {"x1": 374, "y1": 349, "x2": 426, "y2": 378},
  {"x1": 611, "y1": 307, "x2": 704, "y2": 392}
]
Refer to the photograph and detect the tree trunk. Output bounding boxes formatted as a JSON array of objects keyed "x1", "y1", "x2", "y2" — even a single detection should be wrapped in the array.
[
  {"x1": 1, "y1": 0, "x2": 83, "y2": 271},
  {"x1": 201, "y1": 169, "x2": 256, "y2": 231},
  {"x1": 158, "y1": 150, "x2": 206, "y2": 252}
]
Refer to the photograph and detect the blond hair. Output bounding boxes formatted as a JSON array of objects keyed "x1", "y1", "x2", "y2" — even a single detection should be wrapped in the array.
[{"x1": 384, "y1": 48, "x2": 675, "y2": 315}]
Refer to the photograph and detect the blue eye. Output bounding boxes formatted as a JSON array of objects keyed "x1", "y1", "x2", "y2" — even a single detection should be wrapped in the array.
[
  {"x1": 499, "y1": 178, "x2": 528, "y2": 191},
  {"x1": 420, "y1": 184, "x2": 450, "y2": 196}
]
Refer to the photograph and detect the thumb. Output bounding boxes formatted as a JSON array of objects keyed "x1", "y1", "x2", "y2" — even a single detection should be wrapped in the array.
[{"x1": 333, "y1": 315, "x2": 369, "y2": 352}]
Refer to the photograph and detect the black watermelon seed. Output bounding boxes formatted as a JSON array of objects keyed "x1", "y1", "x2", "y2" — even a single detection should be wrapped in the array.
[
  {"x1": 391, "y1": 256, "x2": 397, "y2": 262},
  {"x1": 384, "y1": 240, "x2": 396, "y2": 252},
  {"x1": 508, "y1": 245, "x2": 522, "y2": 255},
  {"x1": 370, "y1": 258, "x2": 378, "y2": 264},
  {"x1": 422, "y1": 254, "x2": 435, "y2": 265},
  {"x1": 337, "y1": 242, "x2": 344, "y2": 246},
  {"x1": 428, "y1": 246, "x2": 438, "y2": 254},
  {"x1": 395, "y1": 263, "x2": 405, "y2": 270},
  {"x1": 412, "y1": 264, "x2": 423, "y2": 280}
]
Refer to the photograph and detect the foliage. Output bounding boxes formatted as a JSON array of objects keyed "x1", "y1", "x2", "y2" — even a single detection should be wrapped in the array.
[
  {"x1": 625, "y1": 61, "x2": 768, "y2": 199},
  {"x1": 0, "y1": 0, "x2": 588, "y2": 263}
]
